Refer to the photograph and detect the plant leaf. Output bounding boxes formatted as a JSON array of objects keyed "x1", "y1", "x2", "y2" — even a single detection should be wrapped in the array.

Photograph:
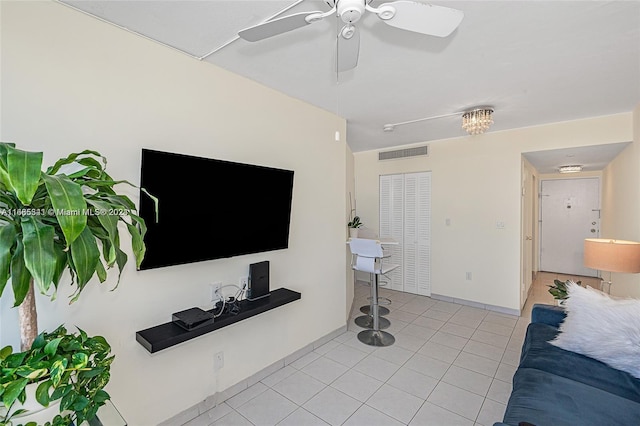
[
  {"x1": 44, "y1": 337, "x2": 63, "y2": 356},
  {"x1": 31, "y1": 332, "x2": 47, "y2": 350},
  {"x1": 125, "y1": 222, "x2": 145, "y2": 269},
  {"x1": 72, "y1": 395, "x2": 89, "y2": 411},
  {"x1": 11, "y1": 240, "x2": 32, "y2": 307},
  {"x1": 69, "y1": 226, "x2": 100, "y2": 292},
  {"x1": 51, "y1": 243, "x2": 68, "y2": 289},
  {"x1": 6, "y1": 146, "x2": 43, "y2": 205},
  {"x1": 0, "y1": 224, "x2": 17, "y2": 298},
  {"x1": 78, "y1": 367, "x2": 104, "y2": 379},
  {"x1": 50, "y1": 358, "x2": 68, "y2": 387},
  {"x1": 95, "y1": 259, "x2": 107, "y2": 283},
  {"x1": 85, "y1": 199, "x2": 119, "y2": 266},
  {"x1": 50, "y1": 384, "x2": 71, "y2": 400},
  {"x1": 94, "y1": 389, "x2": 110, "y2": 404},
  {"x1": 5, "y1": 351, "x2": 27, "y2": 368},
  {"x1": 0, "y1": 142, "x2": 17, "y2": 188},
  {"x1": 45, "y1": 150, "x2": 104, "y2": 176},
  {"x1": 21, "y1": 216, "x2": 56, "y2": 294},
  {"x1": 2, "y1": 377, "x2": 28, "y2": 408},
  {"x1": 59, "y1": 388, "x2": 76, "y2": 411},
  {"x1": 35, "y1": 379, "x2": 52, "y2": 406},
  {"x1": 42, "y1": 174, "x2": 87, "y2": 246},
  {"x1": 0, "y1": 345, "x2": 12, "y2": 360},
  {"x1": 71, "y1": 352, "x2": 88, "y2": 369}
]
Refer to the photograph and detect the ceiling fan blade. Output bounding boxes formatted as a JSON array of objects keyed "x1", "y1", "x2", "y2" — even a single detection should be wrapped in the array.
[
  {"x1": 377, "y1": 1, "x2": 464, "y2": 37},
  {"x1": 238, "y1": 11, "x2": 323, "y2": 42},
  {"x1": 337, "y1": 25, "x2": 360, "y2": 72}
]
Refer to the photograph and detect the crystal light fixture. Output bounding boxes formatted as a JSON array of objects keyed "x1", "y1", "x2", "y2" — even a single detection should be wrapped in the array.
[
  {"x1": 558, "y1": 165, "x2": 583, "y2": 173},
  {"x1": 381, "y1": 106, "x2": 495, "y2": 135},
  {"x1": 461, "y1": 108, "x2": 494, "y2": 135}
]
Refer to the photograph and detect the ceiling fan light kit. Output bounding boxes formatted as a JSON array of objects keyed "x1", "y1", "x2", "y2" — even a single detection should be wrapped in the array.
[{"x1": 237, "y1": 1, "x2": 464, "y2": 72}]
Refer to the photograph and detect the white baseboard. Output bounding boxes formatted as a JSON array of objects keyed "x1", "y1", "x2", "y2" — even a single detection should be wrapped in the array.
[{"x1": 431, "y1": 293, "x2": 520, "y2": 317}]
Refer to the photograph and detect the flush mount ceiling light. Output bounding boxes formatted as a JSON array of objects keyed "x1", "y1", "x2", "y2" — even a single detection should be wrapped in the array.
[
  {"x1": 558, "y1": 165, "x2": 583, "y2": 173},
  {"x1": 461, "y1": 108, "x2": 494, "y2": 135},
  {"x1": 382, "y1": 107, "x2": 495, "y2": 136}
]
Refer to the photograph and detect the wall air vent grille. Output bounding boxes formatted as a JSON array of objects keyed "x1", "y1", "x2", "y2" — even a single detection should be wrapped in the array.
[{"x1": 378, "y1": 145, "x2": 428, "y2": 161}]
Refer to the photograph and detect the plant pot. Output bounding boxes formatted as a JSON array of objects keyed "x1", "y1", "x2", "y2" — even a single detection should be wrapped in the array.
[
  {"x1": 349, "y1": 228, "x2": 359, "y2": 238},
  {"x1": 0, "y1": 381, "x2": 61, "y2": 421}
]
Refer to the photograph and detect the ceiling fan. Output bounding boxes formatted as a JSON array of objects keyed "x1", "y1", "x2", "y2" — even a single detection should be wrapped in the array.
[{"x1": 238, "y1": 0, "x2": 464, "y2": 72}]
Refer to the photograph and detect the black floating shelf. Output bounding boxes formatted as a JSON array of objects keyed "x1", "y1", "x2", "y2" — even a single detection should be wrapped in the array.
[{"x1": 136, "y1": 288, "x2": 301, "y2": 353}]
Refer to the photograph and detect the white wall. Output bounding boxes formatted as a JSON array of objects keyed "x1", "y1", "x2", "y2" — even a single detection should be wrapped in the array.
[
  {"x1": 355, "y1": 114, "x2": 633, "y2": 312},
  {"x1": 601, "y1": 105, "x2": 640, "y2": 297},
  {"x1": 0, "y1": 2, "x2": 348, "y2": 424}
]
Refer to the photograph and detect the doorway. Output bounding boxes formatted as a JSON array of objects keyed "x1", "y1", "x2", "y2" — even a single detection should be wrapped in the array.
[
  {"x1": 521, "y1": 162, "x2": 535, "y2": 308},
  {"x1": 539, "y1": 177, "x2": 600, "y2": 276}
]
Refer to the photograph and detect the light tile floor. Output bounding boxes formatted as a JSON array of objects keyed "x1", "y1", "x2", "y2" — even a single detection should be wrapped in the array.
[{"x1": 184, "y1": 272, "x2": 596, "y2": 426}]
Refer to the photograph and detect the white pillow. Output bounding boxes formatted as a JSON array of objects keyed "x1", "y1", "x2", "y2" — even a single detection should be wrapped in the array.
[{"x1": 550, "y1": 282, "x2": 640, "y2": 378}]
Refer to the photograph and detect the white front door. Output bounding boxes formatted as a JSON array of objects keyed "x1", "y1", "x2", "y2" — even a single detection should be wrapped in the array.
[{"x1": 540, "y1": 178, "x2": 600, "y2": 276}]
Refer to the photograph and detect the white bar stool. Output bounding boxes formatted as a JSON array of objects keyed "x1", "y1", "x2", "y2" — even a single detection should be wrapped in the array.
[{"x1": 348, "y1": 238, "x2": 399, "y2": 347}]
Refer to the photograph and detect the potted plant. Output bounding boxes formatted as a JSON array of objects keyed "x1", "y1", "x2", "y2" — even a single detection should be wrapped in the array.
[
  {"x1": 347, "y1": 215, "x2": 363, "y2": 238},
  {"x1": 0, "y1": 326, "x2": 112, "y2": 426},
  {"x1": 0, "y1": 142, "x2": 155, "y2": 424},
  {"x1": 547, "y1": 279, "x2": 582, "y2": 305}
]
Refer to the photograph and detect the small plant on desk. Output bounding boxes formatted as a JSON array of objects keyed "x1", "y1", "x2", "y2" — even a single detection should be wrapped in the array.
[{"x1": 348, "y1": 216, "x2": 363, "y2": 229}]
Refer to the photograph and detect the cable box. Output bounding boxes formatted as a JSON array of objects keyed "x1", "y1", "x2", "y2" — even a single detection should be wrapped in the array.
[{"x1": 172, "y1": 307, "x2": 214, "y2": 331}]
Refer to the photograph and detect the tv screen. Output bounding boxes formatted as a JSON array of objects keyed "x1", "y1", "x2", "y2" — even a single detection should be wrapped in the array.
[{"x1": 138, "y1": 149, "x2": 294, "y2": 270}]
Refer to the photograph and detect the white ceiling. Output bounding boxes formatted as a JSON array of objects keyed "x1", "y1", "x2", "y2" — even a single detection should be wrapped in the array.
[
  {"x1": 59, "y1": 0, "x2": 640, "y2": 160},
  {"x1": 523, "y1": 142, "x2": 630, "y2": 174}
]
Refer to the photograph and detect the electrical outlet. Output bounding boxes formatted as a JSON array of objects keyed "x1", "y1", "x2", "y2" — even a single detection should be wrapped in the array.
[
  {"x1": 239, "y1": 276, "x2": 248, "y2": 289},
  {"x1": 214, "y1": 351, "x2": 224, "y2": 371},
  {"x1": 466, "y1": 272, "x2": 472, "y2": 281},
  {"x1": 211, "y1": 281, "x2": 223, "y2": 302}
]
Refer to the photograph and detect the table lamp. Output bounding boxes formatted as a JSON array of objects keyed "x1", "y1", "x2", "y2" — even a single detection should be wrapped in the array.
[{"x1": 584, "y1": 238, "x2": 640, "y2": 293}]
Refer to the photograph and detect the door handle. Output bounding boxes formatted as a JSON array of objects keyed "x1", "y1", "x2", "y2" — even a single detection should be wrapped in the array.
[
  {"x1": 591, "y1": 229, "x2": 596, "y2": 233},
  {"x1": 525, "y1": 236, "x2": 532, "y2": 240}
]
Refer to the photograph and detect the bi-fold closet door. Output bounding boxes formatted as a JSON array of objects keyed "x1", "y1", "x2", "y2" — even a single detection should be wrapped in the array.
[{"x1": 379, "y1": 172, "x2": 431, "y2": 296}]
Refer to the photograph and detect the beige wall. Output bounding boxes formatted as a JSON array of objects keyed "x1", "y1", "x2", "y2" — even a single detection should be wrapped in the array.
[
  {"x1": 601, "y1": 105, "x2": 640, "y2": 297},
  {"x1": 355, "y1": 114, "x2": 633, "y2": 312},
  {"x1": 345, "y1": 143, "x2": 355, "y2": 319},
  {"x1": 0, "y1": 2, "x2": 347, "y2": 424}
]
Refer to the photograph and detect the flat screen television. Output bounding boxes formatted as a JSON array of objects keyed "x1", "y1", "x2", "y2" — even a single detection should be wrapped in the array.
[{"x1": 138, "y1": 149, "x2": 294, "y2": 270}]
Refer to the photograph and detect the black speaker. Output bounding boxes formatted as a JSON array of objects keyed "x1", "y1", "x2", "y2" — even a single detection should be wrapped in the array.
[{"x1": 248, "y1": 261, "x2": 270, "y2": 301}]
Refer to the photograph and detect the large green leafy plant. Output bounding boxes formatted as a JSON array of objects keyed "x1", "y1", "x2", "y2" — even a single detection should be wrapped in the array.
[
  {"x1": 0, "y1": 326, "x2": 112, "y2": 426},
  {"x1": 0, "y1": 142, "x2": 152, "y2": 350}
]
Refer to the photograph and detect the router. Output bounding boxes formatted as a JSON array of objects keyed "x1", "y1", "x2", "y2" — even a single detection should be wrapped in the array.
[{"x1": 172, "y1": 307, "x2": 214, "y2": 331}]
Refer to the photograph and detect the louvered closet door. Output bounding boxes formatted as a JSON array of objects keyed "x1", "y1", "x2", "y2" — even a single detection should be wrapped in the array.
[
  {"x1": 379, "y1": 174, "x2": 404, "y2": 291},
  {"x1": 405, "y1": 172, "x2": 431, "y2": 296},
  {"x1": 380, "y1": 172, "x2": 431, "y2": 296}
]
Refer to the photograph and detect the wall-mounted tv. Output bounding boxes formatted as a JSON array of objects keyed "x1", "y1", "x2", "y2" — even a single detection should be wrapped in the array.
[{"x1": 138, "y1": 149, "x2": 294, "y2": 270}]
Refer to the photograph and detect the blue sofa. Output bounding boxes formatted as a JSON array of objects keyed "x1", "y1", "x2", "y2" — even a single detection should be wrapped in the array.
[{"x1": 494, "y1": 304, "x2": 640, "y2": 426}]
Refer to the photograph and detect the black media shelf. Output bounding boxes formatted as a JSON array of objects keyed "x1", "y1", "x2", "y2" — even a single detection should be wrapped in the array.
[{"x1": 136, "y1": 288, "x2": 301, "y2": 353}]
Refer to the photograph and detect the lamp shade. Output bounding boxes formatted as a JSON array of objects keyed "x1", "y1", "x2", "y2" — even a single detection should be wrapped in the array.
[{"x1": 584, "y1": 239, "x2": 640, "y2": 273}]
